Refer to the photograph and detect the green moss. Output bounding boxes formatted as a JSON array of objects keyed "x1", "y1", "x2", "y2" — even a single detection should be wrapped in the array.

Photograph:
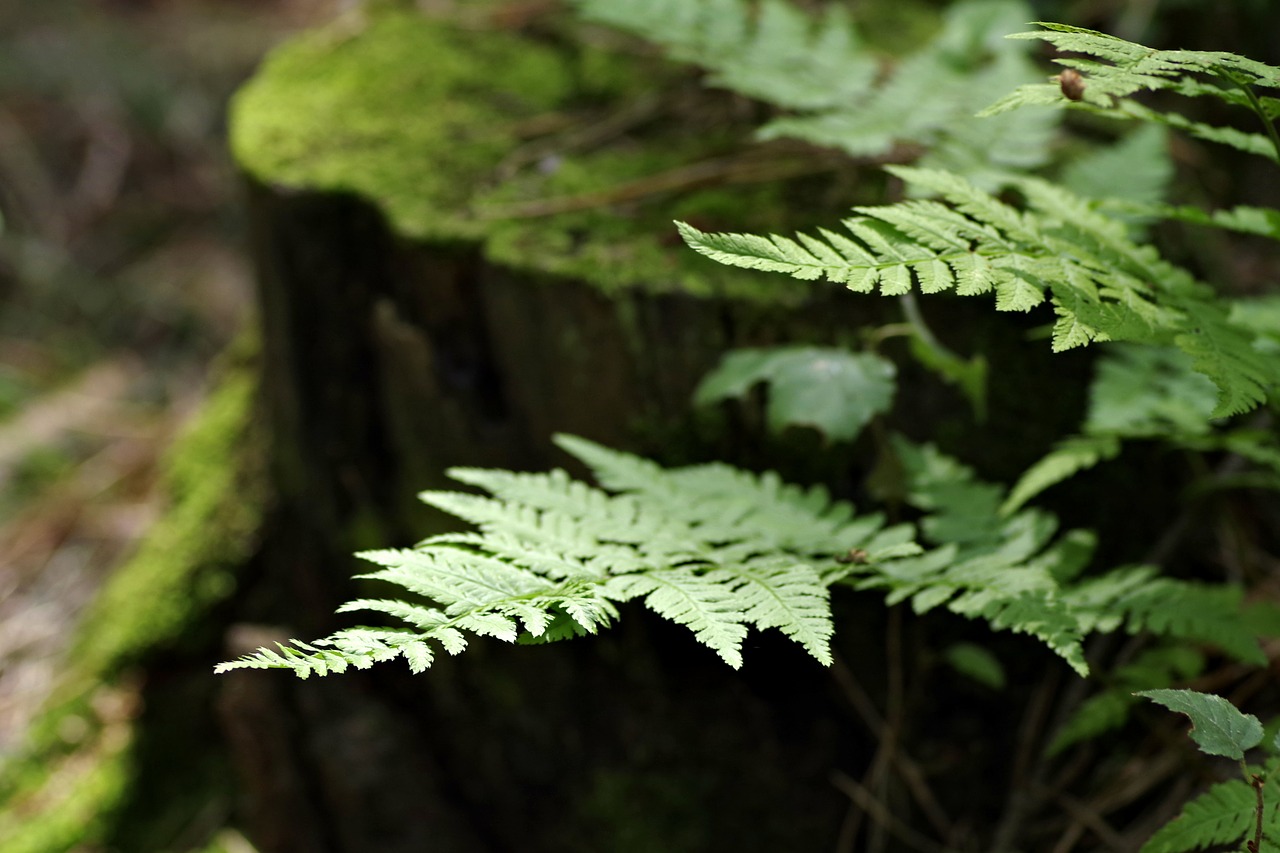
[
  {"x1": 72, "y1": 339, "x2": 267, "y2": 674},
  {"x1": 0, "y1": 714, "x2": 133, "y2": 853},
  {"x1": 231, "y1": 9, "x2": 574, "y2": 243},
  {"x1": 0, "y1": 337, "x2": 268, "y2": 853},
  {"x1": 479, "y1": 143, "x2": 816, "y2": 301},
  {"x1": 231, "y1": 8, "x2": 830, "y2": 303}
]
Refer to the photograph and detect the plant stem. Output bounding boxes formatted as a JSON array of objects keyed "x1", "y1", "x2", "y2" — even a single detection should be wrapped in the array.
[{"x1": 1219, "y1": 70, "x2": 1280, "y2": 164}]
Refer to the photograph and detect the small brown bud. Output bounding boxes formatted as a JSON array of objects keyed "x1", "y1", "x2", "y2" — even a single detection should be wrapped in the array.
[{"x1": 1058, "y1": 68, "x2": 1086, "y2": 101}]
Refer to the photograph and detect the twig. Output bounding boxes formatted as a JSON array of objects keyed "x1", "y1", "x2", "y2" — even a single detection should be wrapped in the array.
[
  {"x1": 829, "y1": 654, "x2": 953, "y2": 843},
  {"x1": 495, "y1": 93, "x2": 666, "y2": 179},
  {"x1": 990, "y1": 669, "x2": 1061, "y2": 852},
  {"x1": 829, "y1": 771, "x2": 950, "y2": 853},
  {"x1": 1248, "y1": 772, "x2": 1265, "y2": 853},
  {"x1": 865, "y1": 606, "x2": 906, "y2": 853},
  {"x1": 1053, "y1": 793, "x2": 1127, "y2": 851},
  {"x1": 480, "y1": 148, "x2": 843, "y2": 218}
]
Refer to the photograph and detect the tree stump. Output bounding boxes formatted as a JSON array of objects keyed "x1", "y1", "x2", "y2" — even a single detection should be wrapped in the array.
[{"x1": 216, "y1": 6, "x2": 1049, "y2": 852}]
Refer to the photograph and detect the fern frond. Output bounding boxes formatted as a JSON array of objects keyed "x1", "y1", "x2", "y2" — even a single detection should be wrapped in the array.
[
  {"x1": 571, "y1": 0, "x2": 878, "y2": 112},
  {"x1": 722, "y1": 559, "x2": 834, "y2": 664},
  {"x1": 849, "y1": 438, "x2": 1110, "y2": 674},
  {"x1": 554, "y1": 434, "x2": 884, "y2": 554},
  {"x1": 1141, "y1": 767, "x2": 1280, "y2": 853},
  {"x1": 573, "y1": 0, "x2": 1056, "y2": 175},
  {"x1": 678, "y1": 167, "x2": 1278, "y2": 414},
  {"x1": 1104, "y1": 201, "x2": 1280, "y2": 241},
  {"x1": 219, "y1": 437, "x2": 911, "y2": 676},
  {"x1": 849, "y1": 541, "x2": 1090, "y2": 675},
  {"x1": 1064, "y1": 566, "x2": 1266, "y2": 665},
  {"x1": 1060, "y1": 124, "x2": 1172, "y2": 211},
  {"x1": 1085, "y1": 344, "x2": 1219, "y2": 437},
  {"x1": 606, "y1": 568, "x2": 753, "y2": 667},
  {"x1": 981, "y1": 24, "x2": 1280, "y2": 164},
  {"x1": 214, "y1": 547, "x2": 619, "y2": 677}
]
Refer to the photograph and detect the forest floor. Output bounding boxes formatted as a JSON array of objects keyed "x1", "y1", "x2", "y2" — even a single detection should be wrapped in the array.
[{"x1": 0, "y1": 0, "x2": 341, "y2": 762}]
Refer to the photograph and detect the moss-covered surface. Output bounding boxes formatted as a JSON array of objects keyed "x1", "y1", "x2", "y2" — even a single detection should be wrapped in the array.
[
  {"x1": 231, "y1": 5, "x2": 852, "y2": 302},
  {"x1": 0, "y1": 337, "x2": 269, "y2": 853},
  {"x1": 231, "y1": 9, "x2": 574, "y2": 244}
]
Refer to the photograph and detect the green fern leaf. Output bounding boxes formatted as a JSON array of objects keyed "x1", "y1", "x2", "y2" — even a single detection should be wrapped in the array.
[
  {"x1": 678, "y1": 167, "x2": 1277, "y2": 415},
  {"x1": 554, "y1": 434, "x2": 885, "y2": 554},
  {"x1": 574, "y1": 0, "x2": 1056, "y2": 175},
  {"x1": 1141, "y1": 777, "x2": 1266, "y2": 853},
  {"x1": 1061, "y1": 124, "x2": 1172, "y2": 210},
  {"x1": 572, "y1": 0, "x2": 878, "y2": 112},
  {"x1": 851, "y1": 542, "x2": 1090, "y2": 674},
  {"x1": 1065, "y1": 566, "x2": 1266, "y2": 665},
  {"x1": 607, "y1": 568, "x2": 753, "y2": 667},
  {"x1": 219, "y1": 437, "x2": 911, "y2": 676},
  {"x1": 1108, "y1": 202, "x2": 1280, "y2": 241},
  {"x1": 1085, "y1": 344, "x2": 1219, "y2": 437},
  {"x1": 724, "y1": 559, "x2": 834, "y2": 665}
]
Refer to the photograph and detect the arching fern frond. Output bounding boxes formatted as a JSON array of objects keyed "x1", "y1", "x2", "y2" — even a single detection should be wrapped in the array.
[
  {"x1": 980, "y1": 23, "x2": 1280, "y2": 164},
  {"x1": 217, "y1": 436, "x2": 910, "y2": 676},
  {"x1": 677, "y1": 166, "x2": 1278, "y2": 415},
  {"x1": 842, "y1": 438, "x2": 1104, "y2": 675}
]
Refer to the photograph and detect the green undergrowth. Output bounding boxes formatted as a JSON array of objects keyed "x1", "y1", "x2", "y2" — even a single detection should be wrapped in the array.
[{"x1": 0, "y1": 338, "x2": 268, "y2": 853}]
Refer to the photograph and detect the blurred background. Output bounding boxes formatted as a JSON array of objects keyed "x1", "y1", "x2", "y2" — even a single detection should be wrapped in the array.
[{"x1": 0, "y1": 0, "x2": 345, "y2": 764}]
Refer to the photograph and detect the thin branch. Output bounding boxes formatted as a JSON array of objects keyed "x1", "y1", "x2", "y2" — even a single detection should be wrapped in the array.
[
  {"x1": 990, "y1": 669, "x2": 1061, "y2": 852},
  {"x1": 1222, "y1": 70, "x2": 1280, "y2": 164},
  {"x1": 829, "y1": 654, "x2": 954, "y2": 842},
  {"x1": 829, "y1": 771, "x2": 950, "y2": 853}
]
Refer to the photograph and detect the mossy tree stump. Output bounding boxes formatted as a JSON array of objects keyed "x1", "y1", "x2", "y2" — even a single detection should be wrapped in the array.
[{"x1": 220, "y1": 7, "x2": 1044, "y2": 852}]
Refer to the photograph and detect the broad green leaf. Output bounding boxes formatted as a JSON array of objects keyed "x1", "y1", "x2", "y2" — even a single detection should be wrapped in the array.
[
  {"x1": 695, "y1": 346, "x2": 896, "y2": 442},
  {"x1": 1137, "y1": 689, "x2": 1264, "y2": 759}
]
